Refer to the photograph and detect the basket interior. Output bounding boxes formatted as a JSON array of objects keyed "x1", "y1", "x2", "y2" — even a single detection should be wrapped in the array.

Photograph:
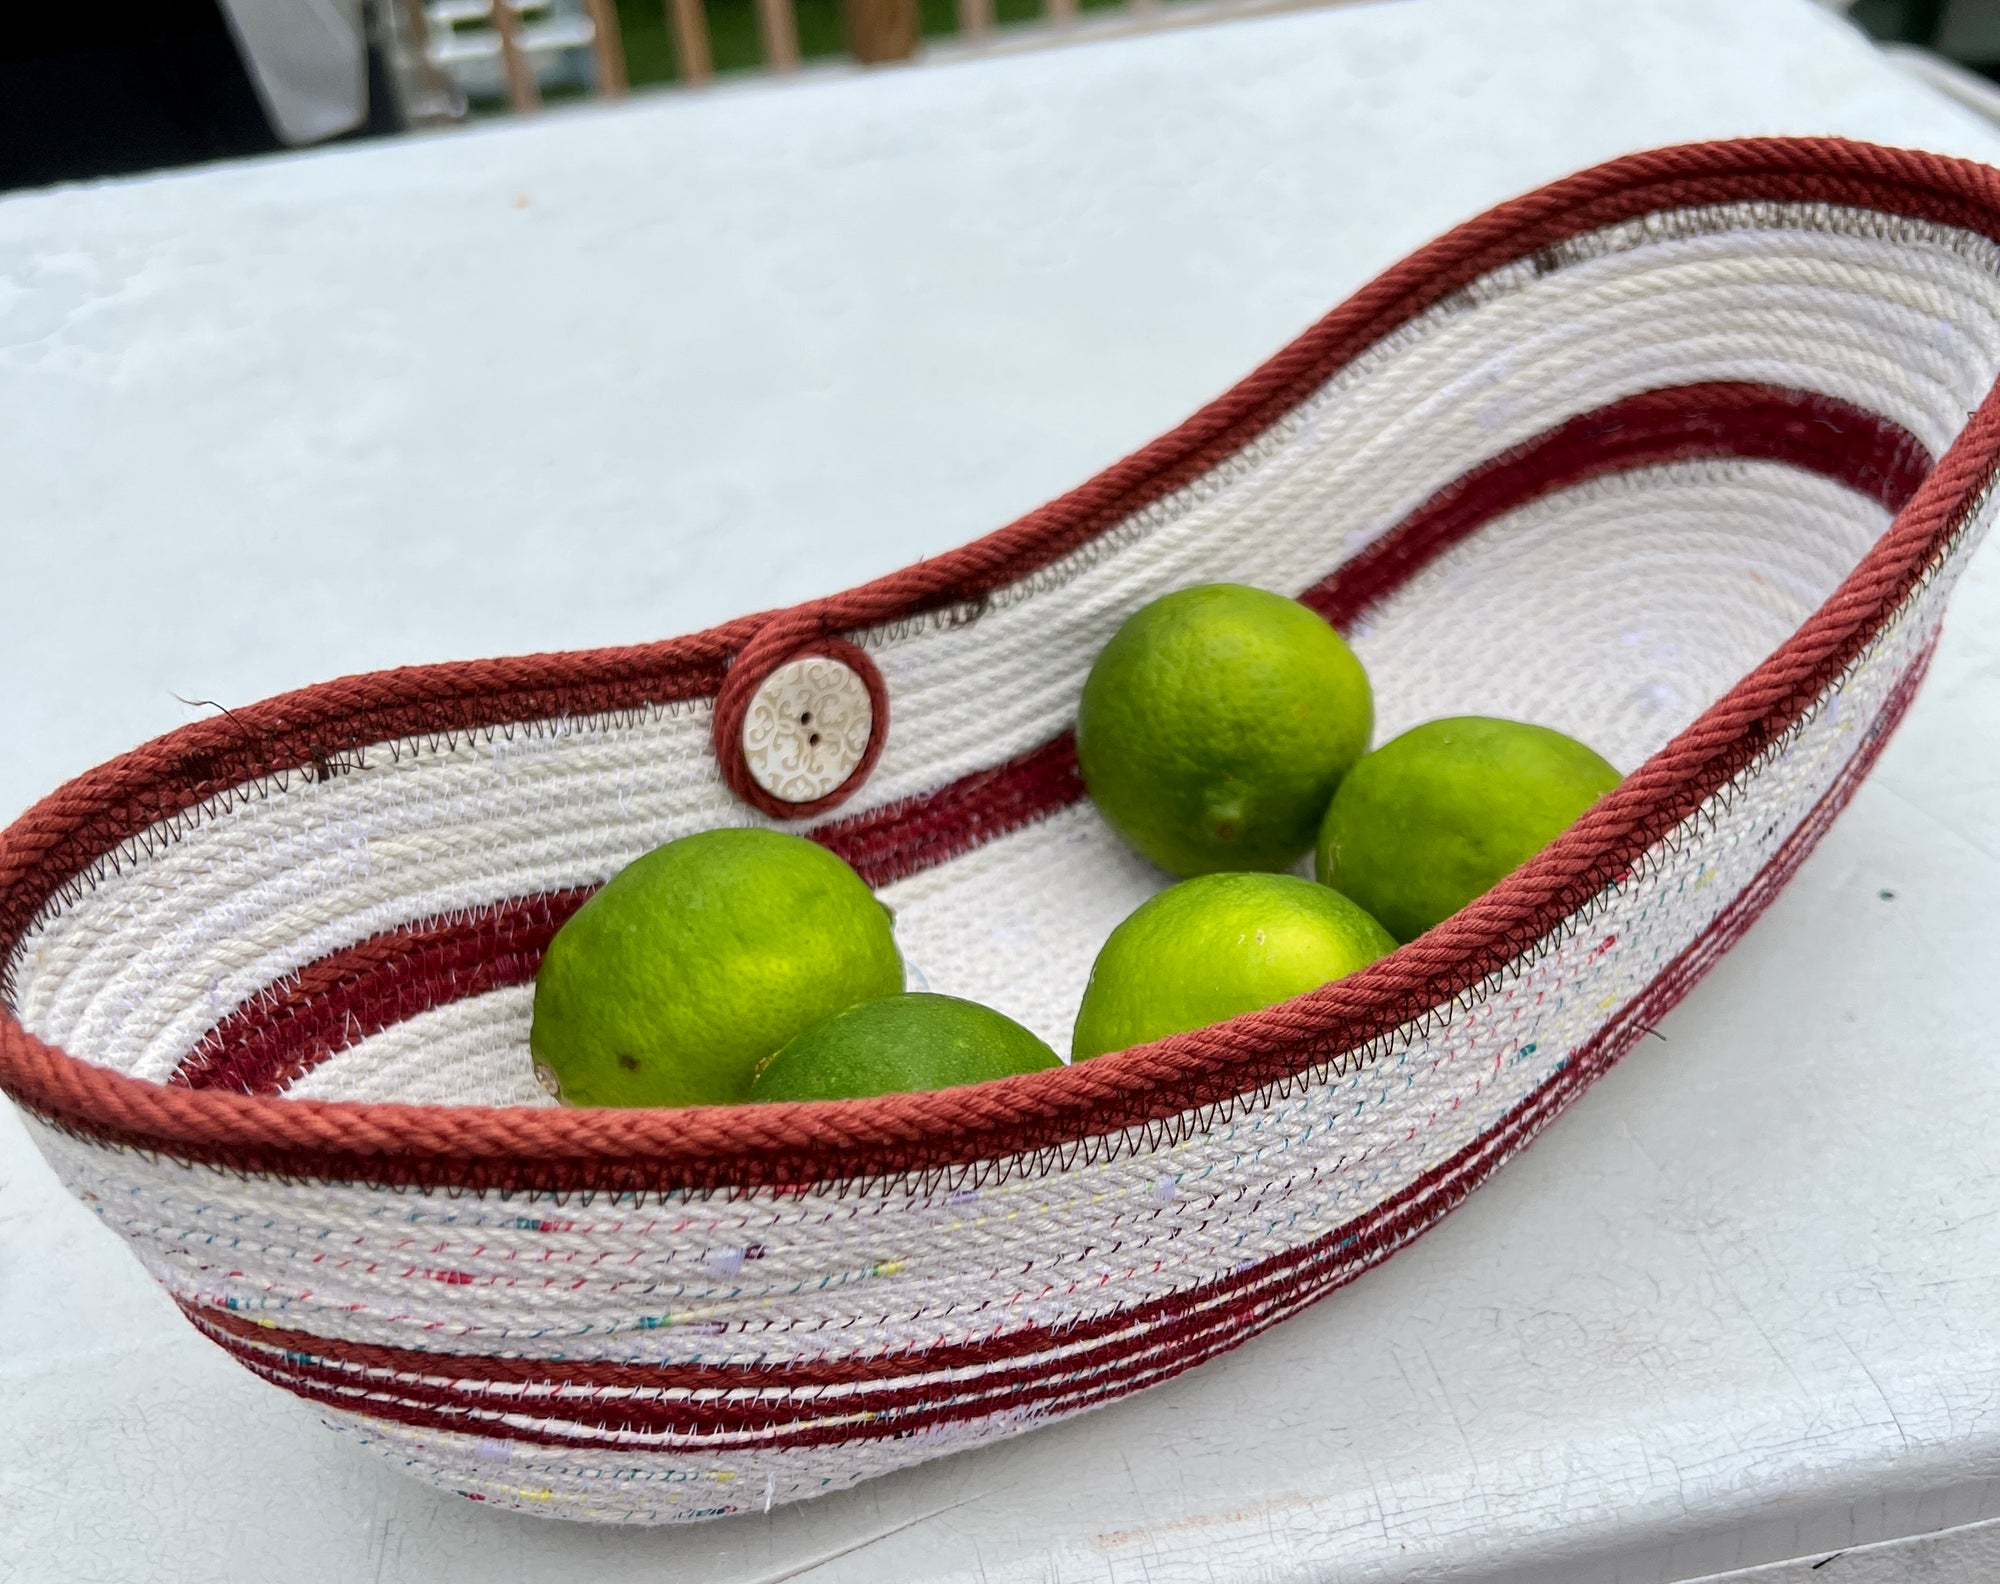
[{"x1": 14, "y1": 201, "x2": 2000, "y2": 1105}]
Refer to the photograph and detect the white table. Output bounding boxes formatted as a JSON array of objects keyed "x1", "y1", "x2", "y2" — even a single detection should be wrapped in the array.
[{"x1": 5, "y1": 1, "x2": 2000, "y2": 1578}]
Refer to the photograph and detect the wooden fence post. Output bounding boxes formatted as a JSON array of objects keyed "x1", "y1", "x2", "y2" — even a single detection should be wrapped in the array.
[
  {"x1": 842, "y1": 0, "x2": 918, "y2": 63},
  {"x1": 580, "y1": 0, "x2": 630, "y2": 93},
  {"x1": 757, "y1": 0, "x2": 802, "y2": 70},
  {"x1": 668, "y1": 0, "x2": 714, "y2": 81},
  {"x1": 490, "y1": 0, "x2": 541, "y2": 110}
]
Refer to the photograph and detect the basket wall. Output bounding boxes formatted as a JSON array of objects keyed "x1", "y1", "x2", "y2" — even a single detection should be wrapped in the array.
[{"x1": 4, "y1": 140, "x2": 1999, "y2": 1523}]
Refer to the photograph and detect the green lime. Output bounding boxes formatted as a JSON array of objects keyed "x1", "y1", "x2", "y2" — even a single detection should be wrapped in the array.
[
  {"x1": 751, "y1": 993, "x2": 1059, "y2": 1102},
  {"x1": 530, "y1": 828, "x2": 903, "y2": 1107},
  {"x1": 1316, "y1": 716, "x2": 1622, "y2": 944},
  {"x1": 1075, "y1": 584, "x2": 1373, "y2": 877},
  {"x1": 1071, "y1": 871, "x2": 1395, "y2": 1060}
]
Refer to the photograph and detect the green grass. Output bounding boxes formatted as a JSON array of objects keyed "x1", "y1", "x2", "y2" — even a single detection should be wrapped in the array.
[
  {"x1": 459, "y1": 0, "x2": 1161, "y2": 111},
  {"x1": 612, "y1": 0, "x2": 1122, "y2": 85},
  {"x1": 481, "y1": 0, "x2": 1978, "y2": 107}
]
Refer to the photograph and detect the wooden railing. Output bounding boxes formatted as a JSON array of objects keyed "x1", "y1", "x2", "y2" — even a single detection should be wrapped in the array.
[
  {"x1": 658, "y1": 0, "x2": 937, "y2": 83},
  {"x1": 399, "y1": 0, "x2": 627, "y2": 112},
  {"x1": 405, "y1": 0, "x2": 1255, "y2": 111}
]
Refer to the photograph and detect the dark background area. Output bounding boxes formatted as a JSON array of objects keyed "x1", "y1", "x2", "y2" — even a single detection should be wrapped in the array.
[
  {"x1": 3, "y1": 0, "x2": 1997, "y2": 195},
  {"x1": 0, "y1": 0, "x2": 402, "y2": 191}
]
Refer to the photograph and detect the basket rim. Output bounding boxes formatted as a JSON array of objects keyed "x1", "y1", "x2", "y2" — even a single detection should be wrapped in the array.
[
  {"x1": 154, "y1": 379, "x2": 1938, "y2": 1104},
  {"x1": 4, "y1": 135, "x2": 1999, "y2": 1192}
]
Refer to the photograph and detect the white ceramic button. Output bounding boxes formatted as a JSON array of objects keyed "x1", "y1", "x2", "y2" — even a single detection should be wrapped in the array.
[{"x1": 740, "y1": 655, "x2": 875, "y2": 804}]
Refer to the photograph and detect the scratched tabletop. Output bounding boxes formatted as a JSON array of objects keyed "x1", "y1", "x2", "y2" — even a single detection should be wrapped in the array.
[{"x1": 4, "y1": 0, "x2": 2000, "y2": 1579}]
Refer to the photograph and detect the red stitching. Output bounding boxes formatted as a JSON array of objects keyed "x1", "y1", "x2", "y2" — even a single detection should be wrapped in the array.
[
  {"x1": 166, "y1": 381, "x2": 1927, "y2": 1101},
  {"x1": 0, "y1": 138, "x2": 1992, "y2": 1192},
  {"x1": 1302, "y1": 381, "x2": 1931, "y2": 628},
  {"x1": 178, "y1": 639, "x2": 1926, "y2": 1452},
  {"x1": 170, "y1": 891, "x2": 591, "y2": 1095}
]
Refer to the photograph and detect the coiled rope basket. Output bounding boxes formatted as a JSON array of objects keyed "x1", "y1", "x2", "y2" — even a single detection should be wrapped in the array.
[{"x1": 5, "y1": 138, "x2": 1998, "y2": 1525}]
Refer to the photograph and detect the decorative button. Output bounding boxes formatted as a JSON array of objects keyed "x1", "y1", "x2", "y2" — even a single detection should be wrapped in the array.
[
  {"x1": 712, "y1": 630, "x2": 889, "y2": 820},
  {"x1": 742, "y1": 656, "x2": 874, "y2": 804}
]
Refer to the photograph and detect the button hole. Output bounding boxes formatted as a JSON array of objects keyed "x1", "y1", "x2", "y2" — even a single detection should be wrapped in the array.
[
  {"x1": 808, "y1": 733, "x2": 821, "y2": 746},
  {"x1": 799, "y1": 711, "x2": 812, "y2": 725}
]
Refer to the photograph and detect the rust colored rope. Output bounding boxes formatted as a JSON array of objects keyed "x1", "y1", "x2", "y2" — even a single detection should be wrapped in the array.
[
  {"x1": 2, "y1": 137, "x2": 1996, "y2": 1194},
  {"x1": 4, "y1": 138, "x2": 1991, "y2": 969},
  {"x1": 158, "y1": 380, "x2": 1928, "y2": 1098}
]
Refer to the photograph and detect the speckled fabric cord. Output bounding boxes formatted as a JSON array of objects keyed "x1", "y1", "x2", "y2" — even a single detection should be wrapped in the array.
[{"x1": 3, "y1": 138, "x2": 1998, "y2": 1522}]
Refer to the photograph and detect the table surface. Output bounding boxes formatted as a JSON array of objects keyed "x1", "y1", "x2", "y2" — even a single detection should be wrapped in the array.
[{"x1": 5, "y1": 1, "x2": 2000, "y2": 1580}]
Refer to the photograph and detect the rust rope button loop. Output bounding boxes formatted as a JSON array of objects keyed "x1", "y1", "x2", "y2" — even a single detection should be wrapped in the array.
[{"x1": 712, "y1": 623, "x2": 889, "y2": 820}]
